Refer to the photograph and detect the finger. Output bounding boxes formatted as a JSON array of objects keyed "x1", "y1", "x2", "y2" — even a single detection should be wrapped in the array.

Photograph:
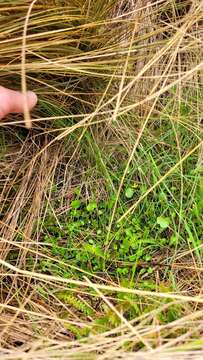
[{"x1": 0, "y1": 86, "x2": 38, "y2": 119}]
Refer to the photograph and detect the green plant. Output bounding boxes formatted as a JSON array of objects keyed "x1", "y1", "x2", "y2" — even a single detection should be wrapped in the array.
[{"x1": 0, "y1": 0, "x2": 202, "y2": 355}]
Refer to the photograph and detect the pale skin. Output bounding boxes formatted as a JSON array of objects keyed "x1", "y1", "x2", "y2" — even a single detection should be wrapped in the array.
[{"x1": 0, "y1": 86, "x2": 37, "y2": 120}]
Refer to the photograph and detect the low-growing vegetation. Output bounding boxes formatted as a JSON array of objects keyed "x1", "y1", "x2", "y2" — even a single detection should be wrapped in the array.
[{"x1": 0, "y1": 0, "x2": 202, "y2": 359}]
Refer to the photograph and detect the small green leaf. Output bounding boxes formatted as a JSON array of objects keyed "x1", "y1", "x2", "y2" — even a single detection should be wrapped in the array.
[
  {"x1": 84, "y1": 243, "x2": 103, "y2": 257},
  {"x1": 157, "y1": 216, "x2": 170, "y2": 229},
  {"x1": 145, "y1": 255, "x2": 152, "y2": 262},
  {"x1": 170, "y1": 235, "x2": 177, "y2": 246},
  {"x1": 74, "y1": 187, "x2": 81, "y2": 196},
  {"x1": 125, "y1": 187, "x2": 134, "y2": 199},
  {"x1": 71, "y1": 199, "x2": 81, "y2": 209},
  {"x1": 87, "y1": 201, "x2": 97, "y2": 212},
  {"x1": 129, "y1": 254, "x2": 137, "y2": 262}
]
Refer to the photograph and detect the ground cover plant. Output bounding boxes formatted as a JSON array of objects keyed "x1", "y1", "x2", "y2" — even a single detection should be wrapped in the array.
[{"x1": 0, "y1": 0, "x2": 202, "y2": 359}]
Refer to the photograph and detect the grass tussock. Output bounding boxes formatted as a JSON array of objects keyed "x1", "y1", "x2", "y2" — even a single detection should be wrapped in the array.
[{"x1": 0, "y1": 0, "x2": 202, "y2": 358}]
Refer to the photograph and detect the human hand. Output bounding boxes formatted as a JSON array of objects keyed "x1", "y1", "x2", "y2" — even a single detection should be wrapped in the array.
[{"x1": 0, "y1": 86, "x2": 37, "y2": 120}]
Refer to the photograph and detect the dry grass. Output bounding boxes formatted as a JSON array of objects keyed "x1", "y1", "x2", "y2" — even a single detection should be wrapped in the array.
[{"x1": 0, "y1": 0, "x2": 202, "y2": 358}]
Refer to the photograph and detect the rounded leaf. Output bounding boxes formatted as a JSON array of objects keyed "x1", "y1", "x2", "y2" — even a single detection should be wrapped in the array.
[
  {"x1": 71, "y1": 199, "x2": 81, "y2": 209},
  {"x1": 125, "y1": 187, "x2": 134, "y2": 199},
  {"x1": 157, "y1": 216, "x2": 170, "y2": 229}
]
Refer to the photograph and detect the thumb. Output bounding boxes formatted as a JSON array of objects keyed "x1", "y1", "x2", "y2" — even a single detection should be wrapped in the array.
[{"x1": 0, "y1": 86, "x2": 38, "y2": 120}]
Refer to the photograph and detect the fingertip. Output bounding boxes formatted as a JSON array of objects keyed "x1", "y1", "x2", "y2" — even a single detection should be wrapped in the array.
[{"x1": 27, "y1": 91, "x2": 38, "y2": 110}]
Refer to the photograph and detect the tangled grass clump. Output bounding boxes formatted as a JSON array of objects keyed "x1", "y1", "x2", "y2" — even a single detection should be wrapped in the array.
[{"x1": 0, "y1": 0, "x2": 202, "y2": 358}]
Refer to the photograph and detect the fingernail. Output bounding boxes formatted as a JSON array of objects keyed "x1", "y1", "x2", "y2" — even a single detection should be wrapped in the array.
[{"x1": 27, "y1": 91, "x2": 38, "y2": 109}]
